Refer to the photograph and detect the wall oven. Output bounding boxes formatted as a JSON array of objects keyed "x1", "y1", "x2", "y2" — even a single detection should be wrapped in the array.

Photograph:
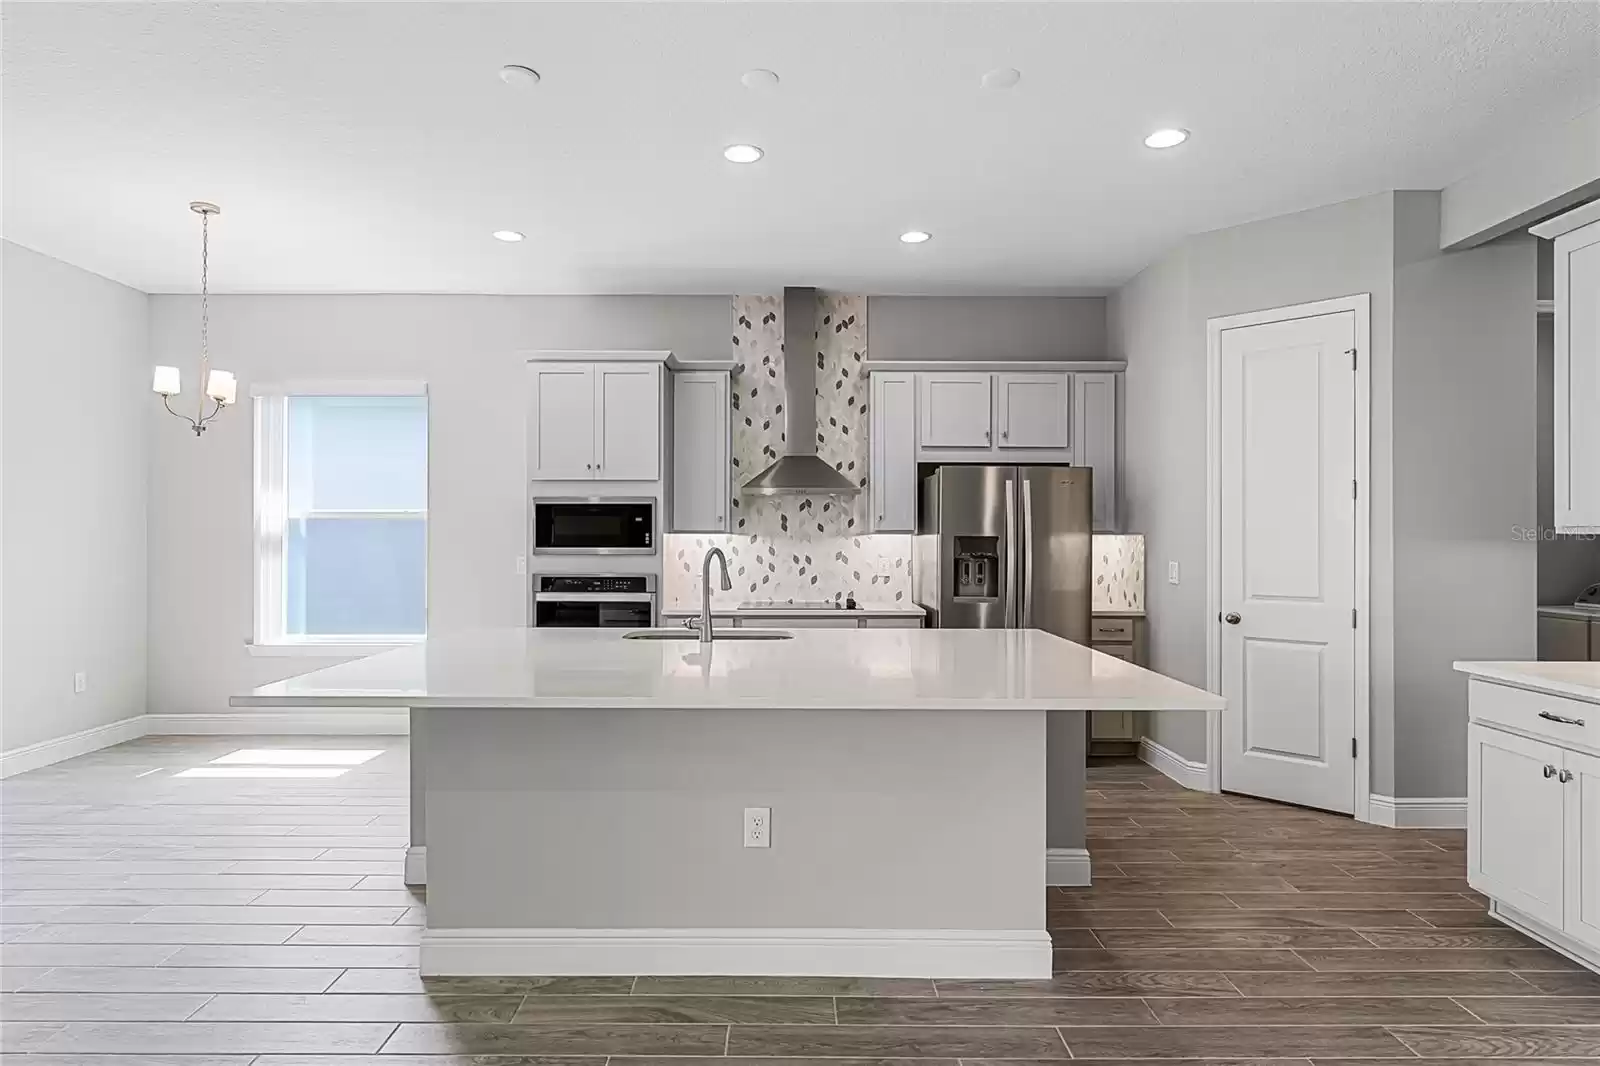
[
  {"x1": 532, "y1": 497, "x2": 655, "y2": 555},
  {"x1": 532, "y1": 574, "x2": 657, "y2": 629}
]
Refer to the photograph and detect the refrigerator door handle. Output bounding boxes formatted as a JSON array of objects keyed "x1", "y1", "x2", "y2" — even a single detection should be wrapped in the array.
[
  {"x1": 1004, "y1": 478, "x2": 1017, "y2": 628},
  {"x1": 1021, "y1": 477, "x2": 1035, "y2": 628}
]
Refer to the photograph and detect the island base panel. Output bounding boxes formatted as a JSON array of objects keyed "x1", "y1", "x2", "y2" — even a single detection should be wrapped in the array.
[{"x1": 417, "y1": 705, "x2": 1050, "y2": 978}]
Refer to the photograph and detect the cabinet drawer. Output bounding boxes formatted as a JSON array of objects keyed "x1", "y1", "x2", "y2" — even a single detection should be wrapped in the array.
[
  {"x1": 1093, "y1": 642, "x2": 1135, "y2": 662},
  {"x1": 1470, "y1": 679, "x2": 1600, "y2": 752},
  {"x1": 1091, "y1": 618, "x2": 1135, "y2": 642}
]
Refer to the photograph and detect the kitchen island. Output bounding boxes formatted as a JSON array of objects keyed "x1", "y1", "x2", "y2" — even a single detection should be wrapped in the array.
[{"x1": 236, "y1": 627, "x2": 1222, "y2": 978}]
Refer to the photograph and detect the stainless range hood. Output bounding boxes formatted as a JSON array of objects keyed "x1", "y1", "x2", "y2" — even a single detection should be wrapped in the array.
[{"x1": 740, "y1": 286, "x2": 862, "y2": 497}]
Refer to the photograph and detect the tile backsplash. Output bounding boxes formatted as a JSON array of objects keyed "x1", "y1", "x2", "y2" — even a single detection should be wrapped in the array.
[
  {"x1": 1092, "y1": 534, "x2": 1145, "y2": 613},
  {"x1": 662, "y1": 292, "x2": 913, "y2": 609}
]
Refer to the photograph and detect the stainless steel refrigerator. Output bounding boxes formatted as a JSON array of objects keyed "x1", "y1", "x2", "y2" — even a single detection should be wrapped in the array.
[{"x1": 912, "y1": 466, "x2": 1092, "y2": 643}]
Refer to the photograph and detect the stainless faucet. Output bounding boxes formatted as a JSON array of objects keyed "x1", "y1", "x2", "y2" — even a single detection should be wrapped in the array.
[{"x1": 700, "y1": 547, "x2": 733, "y2": 645}]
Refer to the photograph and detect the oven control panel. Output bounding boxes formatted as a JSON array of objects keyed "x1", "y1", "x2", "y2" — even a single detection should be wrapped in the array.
[{"x1": 535, "y1": 575, "x2": 654, "y2": 594}]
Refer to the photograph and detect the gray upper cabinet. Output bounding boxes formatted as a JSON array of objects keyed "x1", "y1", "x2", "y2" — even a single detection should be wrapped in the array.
[
  {"x1": 1072, "y1": 371, "x2": 1119, "y2": 531},
  {"x1": 919, "y1": 373, "x2": 993, "y2": 448},
  {"x1": 670, "y1": 371, "x2": 731, "y2": 532},
  {"x1": 528, "y1": 359, "x2": 662, "y2": 481},
  {"x1": 1533, "y1": 204, "x2": 1600, "y2": 533},
  {"x1": 996, "y1": 373, "x2": 1070, "y2": 449},
  {"x1": 870, "y1": 371, "x2": 918, "y2": 532}
]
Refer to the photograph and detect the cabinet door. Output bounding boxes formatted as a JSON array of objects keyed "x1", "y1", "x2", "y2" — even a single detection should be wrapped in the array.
[
  {"x1": 997, "y1": 373, "x2": 1070, "y2": 449},
  {"x1": 529, "y1": 363, "x2": 596, "y2": 479},
  {"x1": 671, "y1": 372, "x2": 730, "y2": 532},
  {"x1": 773, "y1": 617, "x2": 860, "y2": 629},
  {"x1": 919, "y1": 373, "x2": 993, "y2": 448},
  {"x1": 1467, "y1": 723, "x2": 1566, "y2": 928},
  {"x1": 1555, "y1": 221, "x2": 1600, "y2": 532},
  {"x1": 595, "y1": 364, "x2": 662, "y2": 480},
  {"x1": 1073, "y1": 372, "x2": 1119, "y2": 531},
  {"x1": 870, "y1": 373, "x2": 918, "y2": 532},
  {"x1": 1563, "y1": 747, "x2": 1600, "y2": 949}
]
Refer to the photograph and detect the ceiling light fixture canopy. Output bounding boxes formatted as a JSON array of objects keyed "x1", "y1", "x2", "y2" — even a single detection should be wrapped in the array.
[
  {"x1": 899, "y1": 230, "x2": 932, "y2": 244},
  {"x1": 152, "y1": 201, "x2": 235, "y2": 435},
  {"x1": 1143, "y1": 127, "x2": 1189, "y2": 149},
  {"x1": 723, "y1": 143, "x2": 764, "y2": 164},
  {"x1": 499, "y1": 64, "x2": 540, "y2": 86}
]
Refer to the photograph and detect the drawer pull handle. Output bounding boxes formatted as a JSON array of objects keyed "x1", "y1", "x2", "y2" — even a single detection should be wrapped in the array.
[
  {"x1": 1544, "y1": 764, "x2": 1557, "y2": 779},
  {"x1": 1538, "y1": 710, "x2": 1587, "y2": 727}
]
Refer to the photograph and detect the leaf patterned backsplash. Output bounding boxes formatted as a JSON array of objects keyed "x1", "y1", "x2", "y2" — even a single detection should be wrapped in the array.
[
  {"x1": 662, "y1": 292, "x2": 914, "y2": 609},
  {"x1": 1092, "y1": 534, "x2": 1146, "y2": 613}
]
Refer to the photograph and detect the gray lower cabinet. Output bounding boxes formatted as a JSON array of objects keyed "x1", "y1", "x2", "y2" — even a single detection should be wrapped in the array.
[
  {"x1": 1538, "y1": 611, "x2": 1597, "y2": 661},
  {"x1": 1091, "y1": 613, "x2": 1147, "y2": 749},
  {"x1": 659, "y1": 612, "x2": 923, "y2": 630}
]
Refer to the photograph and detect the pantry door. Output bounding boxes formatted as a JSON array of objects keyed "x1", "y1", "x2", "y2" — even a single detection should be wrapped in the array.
[{"x1": 1211, "y1": 296, "x2": 1368, "y2": 817}]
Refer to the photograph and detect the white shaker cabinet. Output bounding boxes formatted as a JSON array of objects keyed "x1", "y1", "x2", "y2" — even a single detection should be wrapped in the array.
[
  {"x1": 919, "y1": 373, "x2": 993, "y2": 448},
  {"x1": 1534, "y1": 207, "x2": 1600, "y2": 533},
  {"x1": 1566, "y1": 747, "x2": 1600, "y2": 948},
  {"x1": 1073, "y1": 371, "x2": 1119, "y2": 531},
  {"x1": 527, "y1": 360, "x2": 662, "y2": 481},
  {"x1": 1467, "y1": 722, "x2": 1568, "y2": 929},
  {"x1": 870, "y1": 372, "x2": 918, "y2": 532},
  {"x1": 671, "y1": 371, "x2": 731, "y2": 532},
  {"x1": 996, "y1": 373, "x2": 1070, "y2": 449},
  {"x1": 529, "y1": 363, "x2": 600, "y2": 479}
]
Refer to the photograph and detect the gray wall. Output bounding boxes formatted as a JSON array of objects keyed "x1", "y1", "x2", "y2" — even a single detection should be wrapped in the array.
[
  {"x1": 1111, "y1": 191, "x2": 1543, "y2": 801},
  {"x1": 2, "y1": 242, "x2": 149, "y2": 751},
  {"x1": 1390, "y1": 192, "x2": 1537, "y2": 798},
  {"x1": 146, "y1": 294, "x2": 731, "y2": 716},
  {"x1": 868, "y1": 296, "x2": 1107, "y2": 361}
]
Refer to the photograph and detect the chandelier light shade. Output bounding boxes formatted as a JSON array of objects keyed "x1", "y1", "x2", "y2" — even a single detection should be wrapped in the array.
[{"x1": 154, "y1": 201, "x2": 235, "y2": 435}]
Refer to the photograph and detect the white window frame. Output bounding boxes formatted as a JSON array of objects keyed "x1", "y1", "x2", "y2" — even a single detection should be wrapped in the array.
[{"x1": 251, "y1": 380, "x2": 429, "y2": 655}]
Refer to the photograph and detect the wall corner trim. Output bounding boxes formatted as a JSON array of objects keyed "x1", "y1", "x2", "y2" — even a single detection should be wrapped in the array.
[
  {"x1": 1138, "y1": 737, "x2": 1210, "y2": 792},
  {"x1": 1367, "y1": 794, "x2": 1467, "y2": 830}
]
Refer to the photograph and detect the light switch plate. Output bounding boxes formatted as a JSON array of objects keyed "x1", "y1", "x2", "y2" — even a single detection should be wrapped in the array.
[{"x1": 1168, "y1": 561, "x2": 1180, "y2": 585}]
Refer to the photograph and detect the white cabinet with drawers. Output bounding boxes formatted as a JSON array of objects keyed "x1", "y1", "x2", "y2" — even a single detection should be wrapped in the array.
[{"x1": 1459, "y1": 665, "x2": 1600, "y2": 972}]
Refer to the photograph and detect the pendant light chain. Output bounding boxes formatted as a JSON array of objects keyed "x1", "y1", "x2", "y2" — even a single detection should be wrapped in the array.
[{"x1": 198, "y1": 207, "x2": 211, "y2": 424}]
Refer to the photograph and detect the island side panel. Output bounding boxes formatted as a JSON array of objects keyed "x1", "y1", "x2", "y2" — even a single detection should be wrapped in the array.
[
  {"x1": 406, "y1": 707, "x2": 425, "y2": 886},
  {"x1": 1045, "y1": 709, "x2": 1088, "y2": 870},
  {"x1": 420, "y1": 705, "x2": 1049, "y2": 975}
]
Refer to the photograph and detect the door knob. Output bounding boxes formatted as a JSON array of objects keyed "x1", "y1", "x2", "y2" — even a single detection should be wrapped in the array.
[
  {"x1": 1224, "y1": 612, "x2": 1241, "y2": 625},
  {"x1": 1544, "y1": 764, "x2": 1557, "y2": 779}
]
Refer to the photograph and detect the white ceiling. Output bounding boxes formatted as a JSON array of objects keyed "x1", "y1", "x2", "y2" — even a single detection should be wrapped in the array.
[{"x1": 4, "y1": 2, "x2": 1596, "y2": 295}]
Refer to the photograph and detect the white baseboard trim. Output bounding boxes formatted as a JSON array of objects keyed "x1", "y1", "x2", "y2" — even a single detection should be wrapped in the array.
[
  {"x1": 1138, "y1": 737, "x2": 1210, "y2": 792},
  {"x1": 1491, "y1": 901, "x2": 1600, "y2": 974},
  {"x1": 145, "y1": 710, "x2": 410, "y2": 735},
  {"x1": 0, "y1": 715, "x2": 148, "y2": 780},
  {"x1": 422, "y1": 927, "x2": 1053, "y2": 979},
  {"x1": 405, "y1": 846, "x2": 427, "y2": 886},
  {"x1": 1367, "y1": 794, "x2": 1467, "y2": 829},
  {"x1": 1045, "y1": 847, "x2": 1092, "y2": 887},
  {"x1": 1, "y1": 709, "x2": 413, "y2": 778}
]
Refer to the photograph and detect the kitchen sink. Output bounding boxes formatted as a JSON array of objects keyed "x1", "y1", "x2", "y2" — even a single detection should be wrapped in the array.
[{"x1": 623, "y1": 628, "x2": 793, "y2": 641}]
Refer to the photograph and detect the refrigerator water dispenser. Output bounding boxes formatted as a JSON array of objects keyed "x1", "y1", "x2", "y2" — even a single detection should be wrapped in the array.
[{"x1": 953, "y1": 536, "x2": 999, "y2": 599}]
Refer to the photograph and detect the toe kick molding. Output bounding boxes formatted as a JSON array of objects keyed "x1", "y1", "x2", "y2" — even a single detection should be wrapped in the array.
[
  {"x1": 1045, "y1": 846, "x2": 1092, "y2": 886},
  {"x1": 420, "y1": 927, "x2": 1054, "y2": 979}
]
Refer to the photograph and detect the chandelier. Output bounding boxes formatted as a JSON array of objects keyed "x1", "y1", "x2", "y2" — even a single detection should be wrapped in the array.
[{"x1": 152, "y1": 201, "x2": 236, "y2": 434}]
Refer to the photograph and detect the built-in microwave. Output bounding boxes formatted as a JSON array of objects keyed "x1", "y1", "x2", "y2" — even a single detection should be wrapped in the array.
[{"x1": 531, "y1": 497, "x2": 655, "y2": 555}]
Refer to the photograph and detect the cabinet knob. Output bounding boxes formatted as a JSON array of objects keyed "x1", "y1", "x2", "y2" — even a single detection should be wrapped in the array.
[
  {"x1": 1544, "y1": 764, "x2": 1557, "y2": 779},
  {"x1": 1560, "y1": 768, "x2": 1574, "y2": 784},
  {"x1": 985, "y1": 430, "x2": 992, "y2": 443},
  {"x1": 1002, "y1": 431, "x2": 1009, "y2": 440}
]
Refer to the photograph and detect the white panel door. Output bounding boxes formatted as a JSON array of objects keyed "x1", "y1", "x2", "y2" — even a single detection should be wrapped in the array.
[
  {"x1": 870, "y1": 372, "x2": 918, "y2": 532},
  {"x1": 529, "y1": 363, "x2": 596, "y2": 479},
  {"x1": 997, "y1": 373, "x2": 1070, "y2": 449},
  {"x1": 1467, "y1": 723, "x2": 1566, "y2": 929},
  {"x1": 1220, "y1": 310, "x2": 1357, "y2": 813},
  {"x1": 1072, "y1": 372, "x2": 1119, "y2": 531},
  {"x1": 671, "y1": 372, "x2": 729, "y2": 532},
  {"x1": 1564, "y1": 747, "x2": 1600, "y2": 948},
  {"x1": 595, "y1": 363, "x2": 661, "y2": 480},
  {"x1": 1555, "y1": 221, "x2": 1600, "y2": 532},
  {"x1": 919, "y1": 373, "x2": 993, "y2": 448}
]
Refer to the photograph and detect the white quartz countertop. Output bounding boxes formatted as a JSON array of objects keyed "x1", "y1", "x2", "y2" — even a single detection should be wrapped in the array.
[
  {"x1": 1454, "y1": 660, "x2": 1600, "y2": 704},
  {"x1": 234, "y1": 627, "x2": 1225, "y2": 712},
  {"x1": 660, "y1": 603, "x2": 926, "y2": 619}
]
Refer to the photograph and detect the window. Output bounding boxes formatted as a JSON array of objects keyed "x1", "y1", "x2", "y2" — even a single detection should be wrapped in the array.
[{"x1": 254, "y1": 386, "x2": 427, "y2": 648}]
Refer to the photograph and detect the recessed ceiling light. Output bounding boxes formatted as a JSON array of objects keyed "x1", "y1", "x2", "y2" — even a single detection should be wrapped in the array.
[
  {"x1": 900, "y1": 230, "x2": 932, "y2": 244},
  {"x1": 723, "y1": 143, "x2": 764, "y2": 164},
  {"x1": 740, "y1": 69, "x2": 780, "y2": 90},
  {"x1": 499, "y1": 64, "x2": 540, "y2": 87},
  {"x1": 981, "y1": 67, "x2": 1022, "y2": 90},
  {"x1": 1143, "y1": 128, "x2": 1189, "y2": 149},
  {"x1": 493, "y1": 230, "x2": 525, "y2": 242}
]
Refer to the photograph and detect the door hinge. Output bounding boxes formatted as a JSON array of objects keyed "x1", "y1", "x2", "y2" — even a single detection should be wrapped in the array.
[
  {"x1": 1351, "y1": 608, "x2": 1358, "y2": 628},
  {"x1": 1352, "y1": 737, "x2": 1358, "y2": 758},
  {"x1": 1348, "y1": 347, "x2": 1357, "y2": 370}
]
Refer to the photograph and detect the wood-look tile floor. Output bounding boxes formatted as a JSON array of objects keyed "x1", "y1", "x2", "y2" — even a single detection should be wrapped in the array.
[{"x1": 3, "y1": 740, "x2": 1598, "y2": 1064}]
